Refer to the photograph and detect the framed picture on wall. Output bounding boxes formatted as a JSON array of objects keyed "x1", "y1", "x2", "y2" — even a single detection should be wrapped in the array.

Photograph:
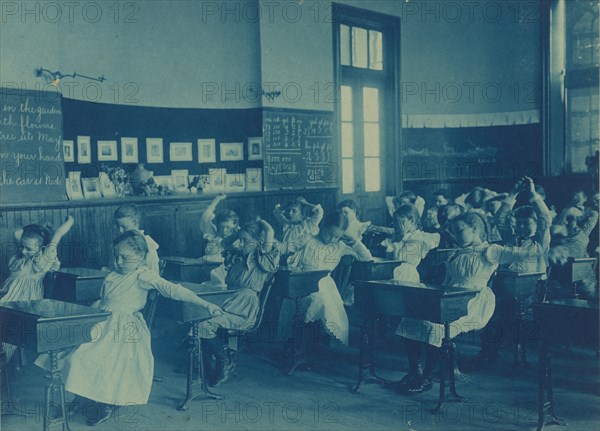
[
  {"x1": 170, "y1": 142, "x2": 193, "y2": 161},
  {"x1": 146, "y1": 138, "x2": 164, "y2": 163},
  {"x1": 77, "y1": 136, "x2": 91, "y2": 164},
  {"x1": 247, "y1": 137, "x2": 263, "y2": 160},
  {"x1": 208, "y1": 168, "x2": 226, "y2": 193},
  {"x1": 121, "y1": 137, "x2": 139, "y2": 163},
  {"x1": 82, "y1": 177, "x2": 102, "y2": 199},
  {"x1": 66, "y1": 171, "x2": 84, "y2": 200},
  {"x1": 246, "y1": 167, "x2": 263, "y2": 192},
  {"x1": 97, "y1": 140, "x2": 118, "y2": 161},
  {"x1": 63, "y1": 140, "x2": 75, "y2": 162},
  {"x1": 220, "y1": 142, "x2": 244, "y2": 161},
  {"x1": 198, "y1": 139, "x2": 216, "y2": 163}
]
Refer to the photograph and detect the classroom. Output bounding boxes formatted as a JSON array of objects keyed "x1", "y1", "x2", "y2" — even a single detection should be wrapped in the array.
[{"x1": 0, "y1": 0, "x2": 598, "y2": 430}]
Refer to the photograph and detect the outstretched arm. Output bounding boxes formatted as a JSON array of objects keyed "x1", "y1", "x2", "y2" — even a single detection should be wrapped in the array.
[
  {"x1": 200, "y1": 193, "x2": 227, "y2": 236},
  {"x1": 37, "y1": 216, "x2": 74, "y2": 270}
]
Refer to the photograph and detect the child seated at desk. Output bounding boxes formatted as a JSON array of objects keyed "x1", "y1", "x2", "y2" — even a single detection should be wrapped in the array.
[
  {"x1": 199, "y1": 193, "x2": 240, "y2": 285},
  {"x1": 273, "y1": 196, "x2": 323, "y2": 267},
  {"x1": 469, "y1": 177, "x2": 552, "y2": 368},
  {"x1": 278, "y1": 210, "x2": 373, "y2": 346},
  {"x1": 1, "y1": 216, "x2": 74, "y2": 362},
  {"x1": 382, "y1": 204, "x2": 440, "y2": 282},
  {"x1": 196, "y1": 218, "x2": 279, "y2": 387},
  {"x1": 35, "y1": 230, "x2": 222, "y2": 426},
  {"x1": 396, "y1": 212, "x2": 500, "y2": 394}
]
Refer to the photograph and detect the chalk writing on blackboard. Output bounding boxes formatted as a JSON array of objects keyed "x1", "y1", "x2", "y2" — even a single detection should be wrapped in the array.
[
  {"x1": 0, "y1": 89, "x2": 66, "y2": 203},
  {"x1": 263, "y1": 109, "x2": 337, "y2": 189}
]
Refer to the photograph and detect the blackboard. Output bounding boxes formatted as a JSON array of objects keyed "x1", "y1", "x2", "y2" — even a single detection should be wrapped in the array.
[
  {"x1": 0, "y1": 88, "x2": 66, "y2": 204},
  {"x1": 263, "y1": 108, "x2": 337, "y2": 190}
]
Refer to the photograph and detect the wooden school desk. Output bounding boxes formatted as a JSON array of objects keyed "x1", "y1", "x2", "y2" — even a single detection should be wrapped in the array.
[
  {"x1": 353, "y1": 279, "x2": 478, "y2": 412},
  {"x1": 350, "y1": 257, "x2": 403, "y2": 282},
  {"x1": 494, "y1": 270, "x2": 544, "y2": 370},
  {"x1": 156, "y1": 282, "x2": 235, "y2": 411},
  {"x1": 160, "y1": 256, "x2": 221, "y2": 283},
  {"x1": 0, "y1": 299, "x2": 111, "y2": 431},
  {"x1": 44, "y1": 268, "x2": 109, "y2": 304},
  {"x1": 274, "y1": 268, "x2": 330, "y2": 375},
  {"x1": 533, "y1": 299, "x2": 600, "y2": 431}
]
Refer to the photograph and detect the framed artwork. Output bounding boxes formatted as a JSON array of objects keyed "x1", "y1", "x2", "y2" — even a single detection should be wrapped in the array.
[
  {"x1": 77, "y1": 136, "x2": 91, "y2": 164},
  {"x1": 247, "y1": 137, "x2": 263, "y2": 161},
  {"x1": 121, "y1": 137, "x2": 139, "y2": 163},
  {"x1": 66, "y1": 171, "x2": 83, "y2": 200},
  {"x1": 97, "y1": 140, "x2": 118, "y2": 161},
  {"x1": 208, "y1": 168, "x2": 226, "y2": 193},
  {"x1": 170, "y1": 142, "x2": 193, "y2": 161},
  {"x1": 245, "y1": 167, "x2": 263, "y2": 192},
  {"x1": 171, "y1": 169, "x2": 190, "y2": 192},
  {"x1": 198, "y1": 139, "x2": 216, "y2": 163},
  {"x1": 153, "y1": 175, "x2": 174, "y2": 191},
  {"x1": 82, "y1": 177, "x2": 102, "y2": 199},
  {"x1": 146, "y1": 138, "x2": 164, "y2": 164},
  {"x1": 219, "y1": 142, "x2": 244, "y2": 161},
  {"x1": 63, "y1": 140, "x2": 74, "y2": 162},
  {"x1": 225, "y1": 173, "x2": 246, "y2": 193},
  {"x1": 98, "y1": 172, "x2": 116, "y2": 197}
]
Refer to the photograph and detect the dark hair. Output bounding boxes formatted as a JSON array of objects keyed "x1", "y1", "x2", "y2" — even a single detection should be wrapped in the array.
[
  {"x1": 215, "y1": 209, "x2": 239, "y2": 227},
  {"x1": 513, "y1": 205, "x2": 537, "y2": 220},
  {"x1": 437, "y1": 204, "x2": 464, "y2": 227},
  {"x1": 21, "y1": 223, "x2": 53, "y2": 246},
  {"x1": 465, "y1": 188, "x2": 486, "y2": 209},
  {"x1": 337, "y1": 199, "x2": 360, "y2": 218},
  {"x1": 394, "y1": 191, "x2": 417, "y2": 208},
  {"x1": 288, "y1": 201, "x2": 311, "y2": 219},
  {"x1": 433, "y1": 189, "x2": 449, "y2": 199},
  {"x1": 394, "y1": 204, "x2": 422, "y2": 229},
  {"x1": 240, "y1": 221, "x2": 263, "y2": 242},
  {"x1": 113, "y1": 230, "x2": 148, "y2": 255},
  {"x1": 451, "y1": 211, "x2": 489, "y2": 242},
  {"x1": 115, "y1": 204, "x2": 142, "y2": 226},
  {"x1": 320, "y1": 210, "x2": 349, "y2": 232}
]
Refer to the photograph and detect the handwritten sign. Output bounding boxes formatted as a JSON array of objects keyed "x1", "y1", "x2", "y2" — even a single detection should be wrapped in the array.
[
  {"x1": 0, "y1": 88, "x2": 66, "y2": 204},
  {"x1": 263, "y1": 108, "x2": 337, "y2": 190}
]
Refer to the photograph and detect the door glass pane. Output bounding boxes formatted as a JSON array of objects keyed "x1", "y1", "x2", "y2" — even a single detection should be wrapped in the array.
[
  {"x1": 341, "y1": 86, "x2": 352, "y2": 122},
  {"x1": 342, "y1": 123, "x2": 354, "y2": 158},
  {"x1": 567, "y1": 1, "x2": 599, "y2": 70},
  {"x1": 369, "y1": 30, "x2": 383, "y2": 70},
  {"x1": 363, "y1": 123, "x2": 380, "y2": 157},
  {"x1": 352, "y1": 27, "x2": 368, "y2": 68},
  {"x1": 363, "y1": 87, "x2": 379, "y2": 122},
  {"x1": 340, "y1": 25, "x2": 351, "y2": 66},
  {"x1": 364, "y1": 158, "x2": 381, "y2": 192},
  {"x1": 342, "y1": 159, "x2": 355, "y2": 194}
]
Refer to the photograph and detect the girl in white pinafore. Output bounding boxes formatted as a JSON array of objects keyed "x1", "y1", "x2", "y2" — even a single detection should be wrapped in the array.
[
  {"x1": 35, "y1": 231, "x2": 222, "y2": 425},
  {"x1": 396, "y1": 212, "x2": 498, "y2": 395},
  {"x1": 383, "y1": 204, "x2": 440, "y2": 283},
  {"x1": 278, "y1": 211, "x2": 372, "y2": 346}
]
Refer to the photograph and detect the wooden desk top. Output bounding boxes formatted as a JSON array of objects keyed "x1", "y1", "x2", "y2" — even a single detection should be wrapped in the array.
[
  {"x1": 356, "y1": 279, "x2": 478, "y2": 297},
  {"x1": 496, "y1": 270, "x2": 545, "y2": 279},
  {"x1": 0, "y1": 299, "x2": 110, "y2": 322},
  {"x1": 56, "y1": 267, "x2": 109, "y2": 279},
  {"x1": 161, "y1": 256, "x2": 220, "y2": 266}
]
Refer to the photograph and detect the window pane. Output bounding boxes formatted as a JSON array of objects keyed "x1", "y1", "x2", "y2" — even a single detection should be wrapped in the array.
[
  {"x1": 369, "y1": 30, "x2": 383, "y2": 70},
  {"x1": 341, "y1": 123, "x2": 353, "y2": 158},
  {"x1": 364, "y1": 158, "x2": 381, "y2": 192},
  {"x1": 341, "y1": 86, "x2": 352, "y2": 122},
  {"x1": 567, "y1": 86, "x2": 600, "y2": 173},
  {"x1": 363, "y1": 87, "x2": 379, "y2": 122},
  {"x1": 340, "y1": 25, "x2": 351, "y2": 66},
  {"x1": 567, "y1": 0, "x2": 599, "y2": 70},
  {"x1": 352, "y1": 27, "x2": 368, "y2": 68},
  {"x1": 342, "y1": 159, "x2": 355, "y2": 194},
  {"x1": 363, "y1": 123, "x2": 380, "y2": 157}
]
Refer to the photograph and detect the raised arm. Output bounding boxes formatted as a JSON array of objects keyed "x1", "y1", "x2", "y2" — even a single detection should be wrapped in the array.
[
  {"x1": 258, "y1": 218, "x2": 275, "y2": 253},
  {"x1": 524, "y1": 178, "x2": 552, "y2": 250},
  {"x1": 494, "y1": 180, "x2": 522, "y2": 243},
  {"x1": 200, "y1": 193, "x2": 227, "y2": 236},
  {"x1": 36, "y1": 216, "x2": 74, "y2": 271}
]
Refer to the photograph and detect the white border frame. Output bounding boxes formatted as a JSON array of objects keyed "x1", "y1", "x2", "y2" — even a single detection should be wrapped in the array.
[
  {"x1": 198, "y1": 139, "x2": 216, "y2": 163},
  {"x1": 146, "y1": 138, "x2": 164, "y2": 164},
  {"x1": 220, "y1": 142, "x2": 244, "y2": 161},
  {"x1": 121, "y1": 137, "x2": 139, "y2": 163},
  {"x1": 97, "y1": 140, "x2": 118, "y2": 161},
  {"x1": 77, "y1": 136, "x2": 91, "y2": 164},
  {"x1": 170, "y1": 142, "x2": 193, "y2": 162},
  {"x1": 247, "y1": 137, "x2": 263, "y2": 161},
  {"x1": 63, "y1": 140, "x2": 75, "y2": 162}
]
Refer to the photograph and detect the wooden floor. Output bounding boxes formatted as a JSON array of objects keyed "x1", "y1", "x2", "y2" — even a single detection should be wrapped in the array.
[{"x1": 2, "y1": 319, "x2": 599, "y2": 431}]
